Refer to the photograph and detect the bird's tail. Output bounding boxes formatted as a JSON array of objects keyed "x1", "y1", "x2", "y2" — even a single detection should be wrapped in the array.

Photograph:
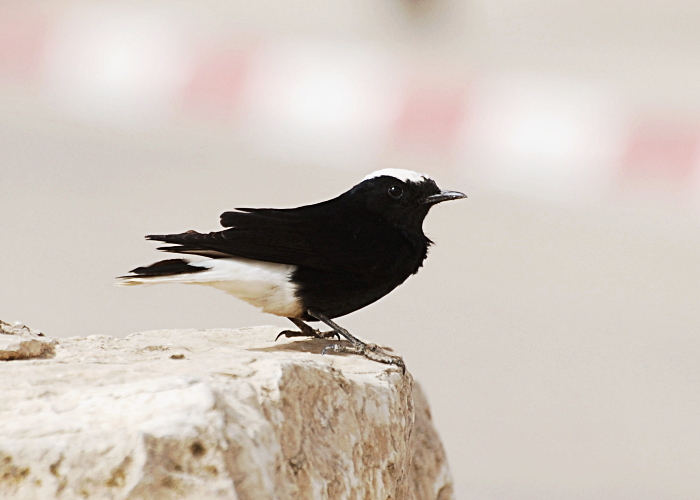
[{"x1": 116, "y1": 258, "x2": 207, "y2": 286}]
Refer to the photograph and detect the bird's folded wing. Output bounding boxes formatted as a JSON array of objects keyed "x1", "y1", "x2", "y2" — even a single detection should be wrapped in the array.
[{"x1": 147, "y1": 205, "x2": 408, "y2": 275}]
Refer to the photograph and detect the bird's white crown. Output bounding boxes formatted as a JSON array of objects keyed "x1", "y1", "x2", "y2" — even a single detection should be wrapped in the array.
[{"x1": 363, "y1": 169, "x2": 428, "y2": 184}]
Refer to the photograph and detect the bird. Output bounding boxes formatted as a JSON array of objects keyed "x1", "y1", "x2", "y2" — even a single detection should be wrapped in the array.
[{"x1": 117, "y1": 169, "x2": 466, "y2": 370}]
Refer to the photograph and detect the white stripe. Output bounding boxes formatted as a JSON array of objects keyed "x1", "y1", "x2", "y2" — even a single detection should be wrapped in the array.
[{"x1": 363, "y1": 168, "x2": 427, "y2": 184}]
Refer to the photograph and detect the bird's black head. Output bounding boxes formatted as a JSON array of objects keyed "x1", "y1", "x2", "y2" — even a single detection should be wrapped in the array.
[{"x1": 353, "y1": 169, "x2": 466, "y2": 234}]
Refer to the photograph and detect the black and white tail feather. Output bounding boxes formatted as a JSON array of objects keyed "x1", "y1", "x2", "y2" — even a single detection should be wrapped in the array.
[
  {"x1": 117, "y1": 245, "x2": 304, "y2": 318},
  {"x1": 124, "y1": 258, "x2": 207, "y2": 278}
]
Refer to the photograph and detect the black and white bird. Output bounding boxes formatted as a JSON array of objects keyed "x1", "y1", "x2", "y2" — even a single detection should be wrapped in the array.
[{"x1": 118, "y1": 169, "x2": 466, "y2": 369}]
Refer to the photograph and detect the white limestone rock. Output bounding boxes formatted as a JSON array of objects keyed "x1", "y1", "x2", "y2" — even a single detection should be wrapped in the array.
[
  {"x1": 0, "y1": 320, "x2": 56, "y2": 361},
  {"x1": 0, "y1": 325, "x2": 453, "y2": 500}
]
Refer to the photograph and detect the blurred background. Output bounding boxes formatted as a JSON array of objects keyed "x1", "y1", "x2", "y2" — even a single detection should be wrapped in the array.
[{"x1": 2, "y1": 1, "x2": 700, "y2": 498}]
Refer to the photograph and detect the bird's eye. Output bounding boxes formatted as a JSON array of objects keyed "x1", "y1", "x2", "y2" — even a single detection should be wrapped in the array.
[{"x1": 388, "y1": 185, "x2": 403, "y2": 199}]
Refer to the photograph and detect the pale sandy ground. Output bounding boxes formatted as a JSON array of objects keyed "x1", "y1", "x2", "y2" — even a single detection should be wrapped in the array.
[{"x1": 2, "y1": 97, "x2": 700, "y2": 500}]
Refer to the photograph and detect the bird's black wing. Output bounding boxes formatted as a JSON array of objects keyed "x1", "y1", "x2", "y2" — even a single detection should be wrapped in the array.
[{"x1": 147, "y1": 198, "x2": 412, "y2": 274}]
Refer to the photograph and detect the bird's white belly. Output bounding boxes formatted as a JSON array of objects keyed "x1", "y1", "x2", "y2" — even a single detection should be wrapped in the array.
[
  {"x1": 201, "y1": 259, "x2": 302, "y2": 317},
  {"x1": 182, "y1": 258, "x2": 303, "y2": 318}
]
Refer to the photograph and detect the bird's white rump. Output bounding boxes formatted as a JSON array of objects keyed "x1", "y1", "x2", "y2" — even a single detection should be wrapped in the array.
[
  {"x1": 363, "y1": 169, "x2": 428, "y2": 184},
  {"x1": 118, "y1": 257, "x2": 303, "y2": 318}
]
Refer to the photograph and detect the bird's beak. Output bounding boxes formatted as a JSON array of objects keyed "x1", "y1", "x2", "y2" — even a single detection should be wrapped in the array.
[{"x1": 420, "y1": 190, "x2": 467, "y2": 205}]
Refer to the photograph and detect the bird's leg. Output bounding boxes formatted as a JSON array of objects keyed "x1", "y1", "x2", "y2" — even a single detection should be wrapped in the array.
[
  {"x1": 275, "y1": 317, "x2": 340, "y2": 341},
  {"x1": 307, "y1": 309, "x2": 405, "y2": 372}
]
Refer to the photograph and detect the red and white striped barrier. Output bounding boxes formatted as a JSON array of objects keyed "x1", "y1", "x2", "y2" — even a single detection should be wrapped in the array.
[{"x1": 1, "y1": 4, "x2": 698, "y2": 205}]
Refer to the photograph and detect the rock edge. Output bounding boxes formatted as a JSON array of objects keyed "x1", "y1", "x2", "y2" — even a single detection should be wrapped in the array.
[
  {"x1": 0, "y1": 320, "x2": 56, "y2": 361},
  {"x1": 0, "y1": 324, "x2": 453, "y2": 500}
]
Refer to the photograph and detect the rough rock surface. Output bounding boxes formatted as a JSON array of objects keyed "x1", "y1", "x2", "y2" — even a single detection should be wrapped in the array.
[
  {"x1": 0, "y1": 324, "x2": 453, "y2": 499},
  {"x1": 0, "y1": 320, "x2": 56, "y2": 360}
]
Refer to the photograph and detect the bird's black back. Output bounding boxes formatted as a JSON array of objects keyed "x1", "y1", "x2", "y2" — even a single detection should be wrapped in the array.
[{"x1": 148, "y1": 176, "x2": 440, "y2": 319}]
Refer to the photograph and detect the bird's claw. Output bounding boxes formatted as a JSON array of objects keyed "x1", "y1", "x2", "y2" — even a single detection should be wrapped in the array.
[
  {"x1": 320, "y1": 341, "x2": 405, "y2": 373},
  {"x1": 276, "y1": 329, "x2": 340, "y2": 342},
  {"x1": 323, "y1": 331, "x2": 341, "y2": 341},
  {"x1": 275, "y1": 329, "x2": 305, "y2": 341}
]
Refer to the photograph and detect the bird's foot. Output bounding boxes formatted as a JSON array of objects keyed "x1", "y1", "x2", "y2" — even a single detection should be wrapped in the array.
[
  {"x1": 322, "y1": 341, "x2": 405, "y2": 373},
  {"x1": 275, "y1": 329, "x2": 340, "y2": 341}
]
